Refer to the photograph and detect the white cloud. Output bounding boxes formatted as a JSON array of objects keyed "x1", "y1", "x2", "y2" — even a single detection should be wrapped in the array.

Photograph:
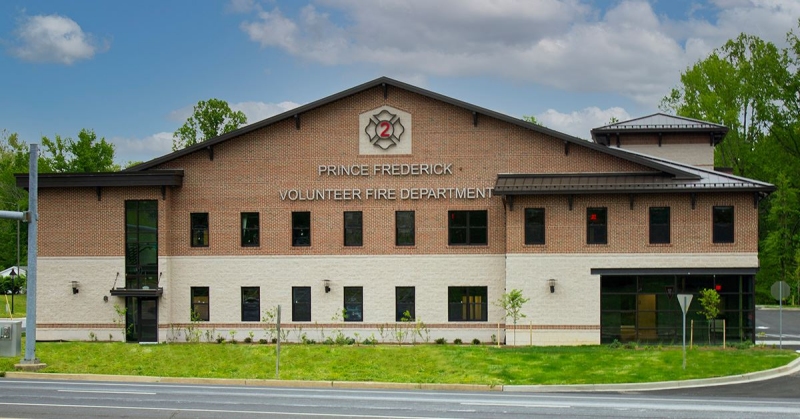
[
  {"x1": 536, "y1": 107, "x2": 631, "y2": 139},
  {"x1": 231, "y1": 100, "x2": 301, "y2": 123},
  {"x1": 9, "y1": 14, "x2": 107, "y2": 65},
  {"x1": 109, "y1": 132, "x2": 174, "y2": 165},
  {"x1": 234, "y1": 0, "x2": 799, "y2": 106}
]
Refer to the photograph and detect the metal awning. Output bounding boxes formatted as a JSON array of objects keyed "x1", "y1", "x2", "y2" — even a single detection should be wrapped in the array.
[
  {"x1": 109, "y1": 288, "x2": 164, "y2": 297},
  {"x1": 590, "y1": 268, "x2": 759, "y2": 276}
]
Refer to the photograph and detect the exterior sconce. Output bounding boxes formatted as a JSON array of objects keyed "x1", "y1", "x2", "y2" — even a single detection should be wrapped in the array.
[
  {"x1": 548, "y1": 278, "x2": 557, "y2": 294},
  {"x1": 323, "y1": 279, "x2": 331, "y2": 293},
  {"x1": 71, "y1": 280, "x2": 80, "y2": 294}
]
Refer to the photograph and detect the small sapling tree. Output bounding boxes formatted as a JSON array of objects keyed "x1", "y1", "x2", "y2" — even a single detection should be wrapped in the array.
[{"x1": 495, "y1": 289, "x2": 530, "y2": 346}]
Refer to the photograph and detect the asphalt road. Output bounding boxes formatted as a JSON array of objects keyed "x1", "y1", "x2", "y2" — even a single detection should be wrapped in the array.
[
  {"x1": 1, "y1": 379, "x2": 800, "y2": 419},
  {"x1": 756, "y1": 307, "x2": 800, "y2": 347}
]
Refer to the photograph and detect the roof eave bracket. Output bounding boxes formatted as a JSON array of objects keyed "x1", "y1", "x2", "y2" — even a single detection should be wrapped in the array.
[
  {"x1": 564, "y1": 141, "x2": 570, "y2": 156},
  {"x1": 568, "y1": 194, "x2": 574, "y2": 211},
  {"x1": 691, "y1": 192, "x2": 697, "y2": 210},
  {"x1": 207, "y1": 145, "x2": 214, "y2": 161},
  {"x1": 294, "y1": 114, "x2": 301, "y2": 130},
  {"x1": 96, "y1": 186, "x2": 102, "y2": 202},
  {"x1": 382, "y1": 83, "x2": 388, "y2": 99},
  {"x1": 473, "y1": 111, "x2": 478, "y2": 127}
]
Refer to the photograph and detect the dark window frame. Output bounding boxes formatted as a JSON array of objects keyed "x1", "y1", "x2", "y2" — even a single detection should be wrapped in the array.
[
  {"x1": 292, "y1": 211, "x2": 311, "y2": 247},
  {"x1": 649, "y1": 207, "x2": 670, "y2": 244},
  {"x1": 292, "y1": 286, "x2": 311, "y2": 322},
  {"x1": 524, "y1": 208, "x2": 545, "y2": 245},
  {"x1": 344, "y1": 286, "x2": 363, "y2": 322},
  {"x1": 191, "y1": 286, "x2": 209, "y2": 322},
  {"x1": 713, "y1": 206, "x2": 735, "y2": 243},
  {"x1": 448, "y1": 210, "x2": 488, "y2": 246},
  {"x1": 190, "y1": 212, "x2": 209, "y2": 247},
  {"x1": 395, "y1": 211, "x2": 415, "y2": 246},
  {"x1": 587, "y1": 207, "x2": 608, "y2": 245},
  {"x1": 241, "y1": 212, "x2": 260, "y2": 247},
  {"x1": 125, "y1": 200, "x2": 158, "y2": 290},
  {"x1": 395, "y1": 286, "x2": 415, "y2": 321},
  {"x1": 448, "y1": 286, "x2": 488, "y2": 322},
  {"x1": 344, "y1": 211, "x2": 363, "y2": 247},
  {"x1": 241, "y1": 286, "x2": 260, "y2": 322}
]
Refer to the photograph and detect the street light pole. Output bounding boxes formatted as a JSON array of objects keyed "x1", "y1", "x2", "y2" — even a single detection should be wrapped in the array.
[{"x1": 9, "y1": 268, "x2": 16, "y2": 314}]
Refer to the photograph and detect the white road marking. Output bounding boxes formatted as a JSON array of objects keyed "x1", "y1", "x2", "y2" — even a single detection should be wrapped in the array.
[
  {"x1": 57, "y1": 390, "x2": 156, "y2": 395},
  {"x1": 462, "y1": 402, "x2": 570, "y2": 409}
]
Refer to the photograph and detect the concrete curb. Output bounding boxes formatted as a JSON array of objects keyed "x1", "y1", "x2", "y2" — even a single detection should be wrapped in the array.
[{"x1": 4, "y1": 357, "x2": 799, "y2": 393}]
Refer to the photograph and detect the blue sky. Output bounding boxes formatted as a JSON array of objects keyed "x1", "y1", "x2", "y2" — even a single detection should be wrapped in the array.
[{"x1": 1, "y1": 0, "x2": 798, "y2": 165}]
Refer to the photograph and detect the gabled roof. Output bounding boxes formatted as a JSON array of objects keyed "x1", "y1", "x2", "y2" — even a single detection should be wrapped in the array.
[
  {"x1": 493, "y1": 148, "x2": 774, "y2": 195},
  {"x1": 126, "y1": 77, "x2": 699, "y2": 180}
]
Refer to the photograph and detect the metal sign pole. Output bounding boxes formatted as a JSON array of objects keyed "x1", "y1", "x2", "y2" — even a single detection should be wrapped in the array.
[
  {"x1": 275, "y1": 305, "x2": 281, "y2": 379},
  {"x1": 779, "y1": 285, "x2": 783, "y2": 350},
  {"x1": 677, "y1": 294, "x2": 693, "y2": 371}
]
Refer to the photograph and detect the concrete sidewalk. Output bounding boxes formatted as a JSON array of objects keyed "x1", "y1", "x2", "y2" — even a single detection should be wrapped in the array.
[{"x1": 5, "y1": 357, "x2": 800, "y2": 393}]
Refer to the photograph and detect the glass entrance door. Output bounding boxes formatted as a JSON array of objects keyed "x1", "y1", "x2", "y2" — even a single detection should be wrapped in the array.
[{"x1": 126, "y1": 297, "x2": 158, "y2": 343}]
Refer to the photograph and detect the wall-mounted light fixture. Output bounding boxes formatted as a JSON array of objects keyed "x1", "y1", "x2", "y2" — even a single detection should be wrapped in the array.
[
  {"x1": 548, "y1": 278, "x2": 557, "y2": 294},
  {"x1": 71, "y1": 280, "x2": 80, "y2": 294},
  {"x1": 323, "y1": 279, "x2": 331, "y2": 293}
]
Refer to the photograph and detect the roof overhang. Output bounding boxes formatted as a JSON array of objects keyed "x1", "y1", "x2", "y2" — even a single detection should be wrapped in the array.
[
  {"x1": 590, "y1": 267, "x2": 758, "y2": 276},
  {"x1": 109, "y1": 287, "x2": 164, "y2": 297},
  {"x1": 15, "y1": 170, "x2": 183, "y2": 189}
]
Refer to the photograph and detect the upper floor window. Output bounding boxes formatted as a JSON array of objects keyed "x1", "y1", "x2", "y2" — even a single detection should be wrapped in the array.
[
  {"x1": 524, "y1": 208, "x2": 545, "y2": 245},
  {"x1": 713, "y1": 206, "x2": 734, "y2": 243},
  {"x1": 190, "y1": 213, "x2": 209, "y2": 247},
  {"x1": 241, "y1": 212, "x2": 260, "y2": 247},
  {"x1": 649, "y1": 207, "x2": 670, "y2": 244},
  {"x1": 344, "y1": 211, "x2": 363, "y2": 246},
  {"x1": 448, "y1": 210, "x2": 488, "y2": 245},
  {"x1": 587, "y1": 207, "x2": 608, "y2": 244},
  {"x1": 292, "y1": 212, "x2": 311, "y2": 247},
  {"x1": 395, "y1": 211, "x2": 415, "y2": 246}
]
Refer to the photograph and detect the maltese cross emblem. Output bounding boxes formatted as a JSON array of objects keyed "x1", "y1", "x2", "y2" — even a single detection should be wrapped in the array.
[{"x1": 365, "y1": 110, "x2": 405, "y2": 150}]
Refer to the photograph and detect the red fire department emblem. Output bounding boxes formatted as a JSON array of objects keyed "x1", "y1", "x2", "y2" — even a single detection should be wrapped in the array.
[{"x1": 365, "y1": 110, "x2": 405, "y2": 150}]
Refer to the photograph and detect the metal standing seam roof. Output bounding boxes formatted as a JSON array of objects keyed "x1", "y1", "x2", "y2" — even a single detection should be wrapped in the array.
[
  {"x1": 493, "y1": 150, "x2": 774, "y2": 195},
  {"x1": 591, "y1": 113, "x2": 728, "y2": 132}
]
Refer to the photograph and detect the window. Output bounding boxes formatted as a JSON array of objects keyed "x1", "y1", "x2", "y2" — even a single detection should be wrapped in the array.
[
  {"x1": 190, "y1": 213, "x2": 209, "y2": 247},
  {"x1": 587, "y1": 207, "x2": 608, "y2": 244},
  {"x1": 241, "y1": 287, "x2": 260, "y2": 321},
  {"x1": 649, "y1": 207, "x2": 670, "y2": 244},
  {"x1": 344, "y1": 211, "x2": 363, "y2": 246},
  {"x1": 241, "y1": 212, "x2": 260, "y2": 247},
  {"x1": 524, "y1": 208, "x2": 545, "y2": 245},
  {"x1": 395, "y1": 211, "x2": 415, "y2": 246},
  {"x1": 292, "y1": 212, "x2": 311, "y2": 246},
  {"x1": 448, "y1": 210, "x2": 488, "y2": 245},
  {"x1": 125, "y1": 200, "x2": 158, "y2": 289},
  {"x1": 396, "y1": 287, "x2": 415, "y2": 321},
  {"x1": 448, "y1": 286, "x2": 487, "y2": 321},
  {"x1": 713, "y1": 206, "x2": 734, "y2": 243},
  {"x1": 191, "y1": 287, "x2": 209, "y2": 321},
  {"x1": 292, "y1": 287, "x2": 311, "y2": 322},
  {"x1": 344, "y1": 286, "x2": 363, "y2": 322}
]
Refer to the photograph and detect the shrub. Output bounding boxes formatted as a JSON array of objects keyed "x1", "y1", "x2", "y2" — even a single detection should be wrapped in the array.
[
  {"x1": 453, "y1": 338, "x2": 462, "y2": 345},
  {"x1": 243, "y1": 337, "x2": 252, "y2": 344},
  {"x1": 215, "y1": 336, "x2": 225, "y2": 344},
  {"x1": 435, "y1": 337, "x2": 447, "y2": 345},
  {"x1": 607, "y1": 339, "x2": 622, "y2": 349},
  {"x1": 258, "y1": 339, "x2": 269, "y2": 344},
  {"x1": 472, "y1": 338, "x2": 481, "y2": 345},
  {"x1": 362, "y1": 336, "x2": 377, "y2": 345},
  {"x1": 732, "y1": 340, "x2": 754, "y2": 350},
  {"x1": 623, "y1": 341, "x2": 638, "y2": 350}
]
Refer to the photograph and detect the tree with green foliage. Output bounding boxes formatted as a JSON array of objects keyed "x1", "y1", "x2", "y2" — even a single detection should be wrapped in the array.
[
  {"x1": 698, "y1": 288, "x2": 721, "y2": 344},
  {"x1": 762, "y1": 173, "x2": 800, "y2": 303},
  {"x1": 41, "y1": 129, "x2": 118, "y2": 173},
  {"x1": 172, "y1": 98, "x2": 247, "y2": 151},
  {"x1": 495, "y1": 289, "x2": 530, "y2": 345},
  {"x1": 522, "y1": 115, "x2": 542, "y2": 126}
]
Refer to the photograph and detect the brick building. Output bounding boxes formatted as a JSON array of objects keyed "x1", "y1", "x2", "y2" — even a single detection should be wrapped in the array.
[{"x1": 17, "y1": 77, "x2": 773, "y2": 345}]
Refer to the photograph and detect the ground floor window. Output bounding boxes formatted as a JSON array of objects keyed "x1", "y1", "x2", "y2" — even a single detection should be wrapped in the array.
[
  {"x1": 395, "y1": 286, "x2": 415, "y2": 321},
  {"x1": 241, "y1": 287, "x2": 260, "y2": 321},
  {"x1": 344, "y1": 286, "x2": 363, "y2": 322},
  {"x1": 448, "y1": 286, "x2": 487, "y2": 321},
  {"x1": 191, "y1": 287, "x2": 209, "y2": 321},
  {"x1": 600, "y1": 274, "x2": 754, "y2": 344},
  {"x1": 292, "y1": 286, "x2": 311, "y2": 322}
]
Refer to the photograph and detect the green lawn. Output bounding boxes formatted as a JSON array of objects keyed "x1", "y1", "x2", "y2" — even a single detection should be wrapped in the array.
[
  {"x1": 0, "y1": 294, "x2": 25, "y2": 318},
  {"x1": 2, "y1": 342, "x2": 797, "y2": 385}
]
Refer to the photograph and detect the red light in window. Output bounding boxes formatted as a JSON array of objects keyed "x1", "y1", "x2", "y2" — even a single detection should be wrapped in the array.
[
  {"x1": 715, "y1": 285, "x2": 722, "y2": 291},
  {"x1": 590, "y1": 214, "x2": 597, "y2": 221},
  {"x1": 451, "y1": 213, "x2": 455, "y2": 220}
]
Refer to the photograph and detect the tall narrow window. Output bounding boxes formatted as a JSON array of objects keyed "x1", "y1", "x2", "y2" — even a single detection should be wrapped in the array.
[
  {"x1": 241, "y1": 287, "x2": 260, "y2": 321},
  {"x1": 713, "y1": 206, "x2": 734, "y2": 243},
  {"x1": 649, "y1": 207, "x2": 670, "y2": 244},
  {"x1": 126, "y1": 200, "x2": 158, "y2": 289},
  {"x1": 191, "y1": 287, "x2": 209, "y2": 321},
  {"x1": 587, "y1": 207, "x2": 608, "y2": 244},
  {"x1": 344, "y1": 286, "x2": 363, "y2": 322},
  {"x1": 190, "y1": 213, "x2": 208, "y2": 247},
  {"x1": 448, "y1": 286, "x2": 487, "y2": 321},
  {"x1": 241, "y1": 212, "x2": 260, "y2": 247},
  {"x1": 292, "y1": 286, "x2": 311, "y2": 322},
  {"x1": 344, "y1": 211, "x2": 363, "y2": 246},
  {"x1": 448, "y1": 210, "x2": 488, "y2": 245},
  {"x1": 395, "y1": 211, "x2": 415, "y2": 246},
  {"x1": 524, "y1": 208, "x2": 545, "y2": 245},
  {"x1": 395, "y1": 287, "x2": 415, "y2": 321},
  {"x1": 292, "y1": 212, "x2": 311, "y2": 246}
]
